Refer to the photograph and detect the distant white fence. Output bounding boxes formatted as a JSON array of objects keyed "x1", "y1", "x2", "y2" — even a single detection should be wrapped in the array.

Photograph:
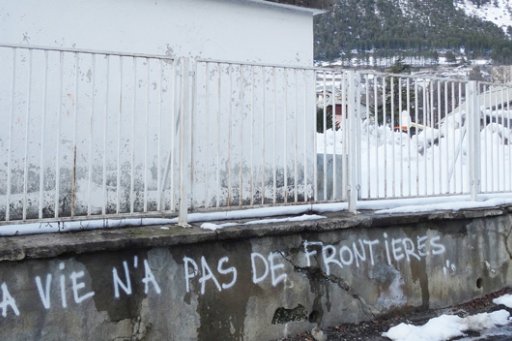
[{"x1": 1, "y1": 44, "x2": 512, "y2": 225}]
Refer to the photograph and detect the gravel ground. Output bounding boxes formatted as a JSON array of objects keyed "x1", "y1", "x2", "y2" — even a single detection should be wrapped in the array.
[{"x1": 282, "y1": 288, "x2": 512, "y2": 341}]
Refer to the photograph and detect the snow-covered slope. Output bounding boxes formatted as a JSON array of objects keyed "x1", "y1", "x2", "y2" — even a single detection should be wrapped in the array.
[{"x1": 456, "y1": 0, "x2": 512, "y2": 35}]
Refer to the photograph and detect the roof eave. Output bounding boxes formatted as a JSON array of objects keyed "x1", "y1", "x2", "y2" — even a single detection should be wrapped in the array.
[{"x1": 245, "y1": 0, "x2": 326, "y2": 15}]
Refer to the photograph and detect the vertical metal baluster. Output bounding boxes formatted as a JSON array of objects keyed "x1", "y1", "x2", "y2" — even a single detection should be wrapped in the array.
[
  {"x1": 456, "y1": 82, "x2": 461, "y2": 193},
  {"x1": 374, "y1": 75, "x2": 379, "y2": 198},
  {"x1": 407, "y1": 78, "x2": 411, "y2": 196},
  {"x1": 444, "y1": 81, "x2": 449, "y2": 194},
  {"x1": 500, "y1": 86, "x2": 506, "y2": 191},
  {"x1": 294, "y1": 68, "x2": 299, "y2": 203},
  {"x1": 292, "y1": 69, "x2": 299, "y2": 203},
  {"x1": 491, "y1": 85, "x2": 496, "y2": 192},
  {"x1": 201, "y1": 62, "x2": 210, "y2": 208},
  {"x1": 22, "y1": 49, "x2": 33, "y2": 221},
  {"x1": 6, "y1": 49, "x2": 16, "y2": 221},
  {"x1": 331, "y1": 71, "x2": 336, "y2": 200},
  {"x1": 238, "y1": 65, "x2": 244, "y2": 207},
  {"x1": 261, "y1": 66, "x2": 266, "y2": 205},
  {"x1": 414, "y1": 80, "x2": 419, "y2": 196},
  {"x1": 303, "y1": 69, "x2": 308, "y2": 202},
  {"x1": 342, "y1": 72, "x2": 349, "y2": 201},
  {"x1": 451, "y1": 82, "x2": 456, "y2": 193},
  {"x1": 87, "y1": 54, "x2": 96, "y2": 216},
  {"x1": 398, "y1": 77, "x2": 403, "y2": 197},
  {"x1": 507, "y1": 85, "x2": 511, "y2": 191},
  {"x1": 103, "y1": 55, "x2": 109, "y2": 215},
  {"x1": 272, "y1": 67, "x2": 277, "y2": 204},
  {"x1": 453, "y1": 82, "x2": 458, "y2": 193},
  {"x1": 228, "y1": 64, "x2": 233, "y2": 206},
  {"x1": 190, "y1": 59, "x2": 198, "y2": 212},
  {"x1": 157, "y1": 61, "x2": 163, "y2": 211},
  {"x1": 143, "y1": 58, "x2": 150, "y2": 212},
  {"x1": 490, "y1": 85, "x2": 499, "y2": 192},
  {"x1": 437, "y1": 80, "x2": 442, "y2": 194},
  {"x1": 322, "y1": 70, "x2": 327, "y2": 201},
  {"x1": 55, "y1": 52, "x2": 64, "y2": 219},
  {"x1": 312, "y1": 70, "x2": 318, "y2": 202},
  {"x1": 38, "y1": 50, "x2": 48, "y2": 219},
  {"x1": 482, "y1": 84, "x2": 487, "y2": 192},
  {"x1": 168, "y1": 59, "x2": 177, "y2": 211},
  {"x1": 466, "y1": 82, "x2": 472, "y2": 194},
  {"x1": 71, "y1": 52, "x2": 79, "y2": 217},
  {"x1": 283, "y1": 68, "x2": 288, "y2": 204},
  {"x1": 391, "y1": 76, "x2": 396, "y2": 198},
  {"x1": 422, "y1": 80, "x2": 427, "y2": 196},
  {"x1": 249, "y1": 66, "x2": 255, "y2": 206},
  {"x1": 382, "y1": 76, "x2": 387, "y2": 198},
  {"x1": 116, "y1": 57, "x2": 123, "y2": 214},
  {"x1": 365, "y1": 74, "x2": 370, "y2": 199},
  {"x1": 130, "y1": 57, "x2": 137, "y2": 213},
  {"x1": 430, "y1": 80, "x2": 434, "y2": 195},
  {"x1": 489, "y1": 84, "x2": 493, "y2": 192}
]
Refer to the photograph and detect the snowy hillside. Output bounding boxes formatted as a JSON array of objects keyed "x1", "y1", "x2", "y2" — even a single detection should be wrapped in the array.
[
  {"x1": 456, "y1": 0, "x2": 512, "y2": 35},
  {"x1": 314, "y1": 0, "x2": 512, "y2": 63}
]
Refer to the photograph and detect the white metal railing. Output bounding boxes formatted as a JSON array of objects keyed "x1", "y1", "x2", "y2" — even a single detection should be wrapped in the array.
[
  {"x1": 0, "y1": 45, "x2": 318, "y2": 225},
  {"x1": 316, "y1": 70, "x2": 512, "y2": 202},
  {"x1": 0, "y1": 45, "x2": 182, "y2": 222},
  {"x1": 1, "y1": 44, "x2": 512, "y2": 227}
]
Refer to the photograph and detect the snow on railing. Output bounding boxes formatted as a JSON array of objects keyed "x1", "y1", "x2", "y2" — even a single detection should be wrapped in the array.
[{"x1": 1, "y1": 44, "x2": 512, "y2": 228}]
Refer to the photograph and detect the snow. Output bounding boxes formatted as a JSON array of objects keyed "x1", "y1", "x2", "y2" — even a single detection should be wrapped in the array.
[
  {"x1": 374, "y1": 196, "x2": 512, "y2": 214},
  {"x1": 456, "y1": 0, "x2": 512, "y2": 35},
  {"x1": 493, "y1": 294, "x2": 512, "y2": 308},
  {"x1": 200, "y1": 214, "x2": 326, "y2": 231},
  {"x1": 383, "y1": 310, "x2": 511, "y2": 341}
]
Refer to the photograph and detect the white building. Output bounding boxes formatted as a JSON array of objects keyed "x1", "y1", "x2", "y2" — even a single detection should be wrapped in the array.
[{"x1": 1, "y1": 0, "x2": 322, "y2": 66}]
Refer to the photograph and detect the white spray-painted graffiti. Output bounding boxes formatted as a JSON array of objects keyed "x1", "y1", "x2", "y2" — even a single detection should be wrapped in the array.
[{"x1": 0, "y1": 233, "x2": 452, "y2": 318}]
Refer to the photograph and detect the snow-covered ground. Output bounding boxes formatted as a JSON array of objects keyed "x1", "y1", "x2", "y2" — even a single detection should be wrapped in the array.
[
  {"x1": 318, "y1": 104, "x2": 512, "y2": 199},
  {"x1": 383, "y1": 293, "x2": 512, "y2": 341},
  {"x1": 456, "y1": 0, "x2": 512, "y2": 36}
]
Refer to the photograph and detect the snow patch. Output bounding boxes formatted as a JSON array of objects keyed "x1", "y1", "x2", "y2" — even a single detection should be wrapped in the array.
[
  {"x1": 200, "y1": 214, "x2": 326, "y2": 231},
  {"x1": 382, "y1": 310, "x2": 510, "y2": 341},
  {"x1": 456, "y1": 0, "x2": 512, "y2": 35},
  {"x1": 493, "y1": 294, "x2": 512, "y2": 308}
]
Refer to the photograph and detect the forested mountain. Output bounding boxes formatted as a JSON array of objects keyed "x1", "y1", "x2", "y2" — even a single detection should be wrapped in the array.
[{"x1": 314, "y1": 0, "x2": 512, "y2": 64}]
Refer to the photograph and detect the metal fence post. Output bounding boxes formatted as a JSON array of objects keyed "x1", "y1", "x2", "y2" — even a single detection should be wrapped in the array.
[
  {"x1": 347, "y1": 70, "x2": 360, "y2": 212},
  {"x1": 467, "y1": 81, "x2": 481, "y2": 200},
  {"x1": 178, "y1": 57, "x2": 193, "y2": 227}
]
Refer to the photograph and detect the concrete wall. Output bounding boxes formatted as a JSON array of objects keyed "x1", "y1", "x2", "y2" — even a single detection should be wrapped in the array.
[
  {"x1": 1, "y1": 206, "x2": 512, "y2": 340},
  {"x1": 0, "y1": 0, "x2": 314, "y2": 66}
]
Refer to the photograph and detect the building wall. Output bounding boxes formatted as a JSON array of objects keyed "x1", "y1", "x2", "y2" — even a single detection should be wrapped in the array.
[{"x1": 0, "y1": 0, "x2": 314, "y2": 66}]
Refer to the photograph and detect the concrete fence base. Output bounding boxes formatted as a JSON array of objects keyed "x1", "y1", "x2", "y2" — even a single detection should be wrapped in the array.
[{"x1": 0, "y1": 205, "x2": 512, "y2": 340}]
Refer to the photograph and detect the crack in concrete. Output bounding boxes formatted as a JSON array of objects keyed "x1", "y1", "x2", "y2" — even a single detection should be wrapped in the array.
[
  {"x1": 110, "y1": 316, "x2": 149, "y2": 341},
  {"x1": 492, "y1": 222, "x2": 512, "y2": 260},
  {"x1": 278, "y1": 250, "x2": 376, "y2": 320},
  {"x1": 503, "y1": 225, "x2": 512, "y2": 260}
]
